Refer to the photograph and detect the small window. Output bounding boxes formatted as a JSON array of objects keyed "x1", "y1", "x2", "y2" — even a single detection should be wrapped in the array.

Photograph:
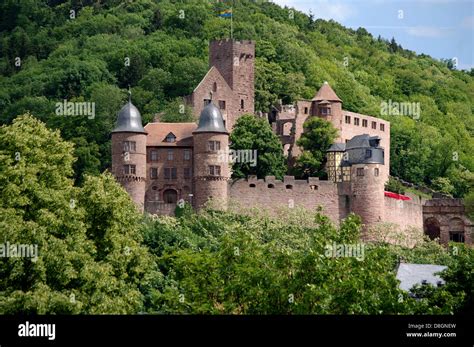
[
  {"x1": 213, "y1": 82, "x2": 217, "y2": 92},
  {"x1": 319, "y1": 107, "x2": 331, "y2": 115},
  {"x1": 449, "y1": 232, "x2": 465, "y2": 243},
  {"x1": 209, "y1": 165, "x2": 221, "y2": 176},
  {"x1": 371, "y1": 121, "x2": 377, "y2": 129},
  {"x1": 310, "y1": 185, "x2": 318, "y2": 190},
  {"x1": 374, "y1": 168, "x2": 379, "y2": 177},
  {"x1": 365, "y1": 149, "x2": 372, "y2": 158},
  {"x1": 184, "y1": 167, "x2": 191, "y2": 179},
  {"x1": 123, "y1": 164, "x2": 136, "y2": 175},
  {"x1": 150, "y1": 150, "x2": 158, "y2": 161},
  {"x1": 357, "y1": 168, "x2": 364, "y2": 176},
  {"x1": 304, "y1": 107, "x2": 308, "y2": 114},
  {"x1": 240, "y1": 99, "x2": 244, "y2": 110},
  {"x1": 380, "y1": 123, "x2": 385, "y2": 131},
  {"x1": 286, "y1": 185, "x2": 293, "y2": 189},
  {"x1": 345, "y1": 115, "x2": 351, "y2": 124},
  {"x1": 249, "y1": 183, "x2": 256, "y2": 188},
  {"x1": 354, "y1": 118, "x2": 360, "y2": 126},
  {"x1": 165, "y1": 133, "x2": 176, "y2": 143},
  {"x1": 267, "y1": 184, "x2": 274, "y2": 188},
  {"x1": 208, "y1": 141, "x2": 221, "y2": 151},
  {"x1": 218, "y1": 100, "x2": 226, "y2": 110},
  {"x1": 184, "y1": 149, "x2": 191, "y2": 161},
  {"x1": 150, "y1": 167, "x2": 158, "y2": 179},
  {"x1": 164, "y1": 167, "x2": 177, "y2": 180},
  {"x1": 167, "y1": 149, "x2": 174, "y2": 161},
  {"x1": 362, "y1": 119, "x2": 368, "y2": 127},
  {"x1": 123, "y1": 141, "x2": 136, "y2": 152}
]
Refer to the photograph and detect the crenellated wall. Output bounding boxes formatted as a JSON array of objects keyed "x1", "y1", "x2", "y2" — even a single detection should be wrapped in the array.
[{"x1": 229, "y1": 175, "x2": 349, "y2": 224}]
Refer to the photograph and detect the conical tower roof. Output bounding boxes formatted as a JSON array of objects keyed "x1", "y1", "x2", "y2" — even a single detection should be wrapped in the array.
[{"x1": 312, "y1": 81, "x2": 342, "y2": 102}]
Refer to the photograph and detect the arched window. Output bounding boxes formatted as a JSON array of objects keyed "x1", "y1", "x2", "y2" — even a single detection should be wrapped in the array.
[
  {"x1": 449, "y1": 218, "x2": 465, "y2": 243},
  {"x1": 424, "y1": 217, "x2": 440, "y2": 240}
]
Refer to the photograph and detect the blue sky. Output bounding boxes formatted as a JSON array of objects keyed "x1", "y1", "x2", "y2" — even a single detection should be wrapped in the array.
[{"x1": 273, "y1": 0, "x2": 474, "y2": 70}]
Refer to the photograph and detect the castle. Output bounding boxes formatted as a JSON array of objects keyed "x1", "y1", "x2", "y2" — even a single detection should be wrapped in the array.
[{"x1": 110, "y1": 39, "x2": 472, "y2": 245}]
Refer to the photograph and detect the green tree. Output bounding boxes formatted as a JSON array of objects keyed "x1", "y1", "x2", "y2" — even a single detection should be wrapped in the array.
[
  {"x1": 294, "y1": 117, "x2": 338, "y2": 178},
  {"x1": 0, "y1": 115, "x2": 157, "y2": 314},
  {"x1": 230, "y1": 114, "x2": 286, "y2": 180}
]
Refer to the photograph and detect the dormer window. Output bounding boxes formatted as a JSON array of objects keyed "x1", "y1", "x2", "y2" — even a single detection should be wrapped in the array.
[{"x1": 165, "y1": 133, "x2": 176, "y2": 143}]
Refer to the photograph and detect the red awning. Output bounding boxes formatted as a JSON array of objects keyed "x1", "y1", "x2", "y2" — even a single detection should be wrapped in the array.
[{"x1": 384, "y1": 191, "x2": 411, "y2": 200}]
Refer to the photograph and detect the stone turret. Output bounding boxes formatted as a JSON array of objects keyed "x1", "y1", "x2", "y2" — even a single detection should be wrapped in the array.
[
  {"x1": 111, "y1": 101, "x2": 147, "y2": 211},
  {"x1": 192, "y1": 102, "x2": 230, "y2": 210}
]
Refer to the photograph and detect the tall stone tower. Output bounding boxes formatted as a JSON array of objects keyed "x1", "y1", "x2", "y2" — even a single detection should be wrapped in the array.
[
  {"x1": 209, "y1": 39, "x2": 255, "y2": 125},
  {"x1": 192, "y1": 102, "x2": 230, "y2": 210},
  {"x1": 346, "y1": 135, "x2": 385, "y2": 233},
  {"x1": 111, "y1": 101, "x2": 147, "y2": 211}
]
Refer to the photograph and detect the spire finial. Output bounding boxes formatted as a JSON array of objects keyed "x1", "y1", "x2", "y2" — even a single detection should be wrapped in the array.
[{"x1": 128, "y1": 85, "x2": 132, "y2": 103}]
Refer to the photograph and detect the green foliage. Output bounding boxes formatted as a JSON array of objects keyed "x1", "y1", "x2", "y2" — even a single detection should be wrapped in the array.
[
  {"x1": 385, "y1": 177, "x2": 406, "y2": 194},
  {"x1": 230, "y1": 114, "x2": 286, "y2": 179},
  {"x1": 0, "y1": 115, "x2": 158, "y2": 314},
  {"x1": 294, "y1": 117, "x2": 338, "y2": 178}
]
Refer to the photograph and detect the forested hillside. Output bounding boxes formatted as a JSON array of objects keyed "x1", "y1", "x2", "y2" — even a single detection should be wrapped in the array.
[{"x1": 0, "y1": 0, "x2": 472, "y2": 196}]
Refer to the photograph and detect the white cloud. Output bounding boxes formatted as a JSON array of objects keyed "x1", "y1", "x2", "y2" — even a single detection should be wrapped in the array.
[
  {"x1": 405, "y1": 26, "x2": 450, "y2": 38},
  {"x1": 272, "y1": 0, "x2": 357, "y2": 22}
]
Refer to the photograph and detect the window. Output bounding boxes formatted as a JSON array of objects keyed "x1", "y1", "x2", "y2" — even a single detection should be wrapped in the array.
[
  {"x1": 310, "y1": 185, "x2": 318, "y2": 190},
  {"x1": 184, "y1": 167, "x2": 191, "y2": 179},
  {"x1": 218, "y1": 100, "x2": 226, "y2": 110},
  {"x1": 319, "y1": 107, "x2": 331, "y2": 115},
  {"x1": 167, "y1": 149, "x2": 173, "y2": 161},
  {"x1": 365, "y1": 149, "x2": 372, "y2": 158},
  {"x1": 249, "y1": 183, "x2": 256, "y2": 188},
  {"x1": 123, "y1": 141, "x2": 136, "y2": 152},
  {"x1": 304, "y1": 107, "x2": 308, "y2": 114},
  {"x1": 184, "y1": 149, "x2": 191, "y2": 160},
  {"x1": 150, "y1": 150, "x2": 158, "y2": 161},
  {"x1": 372, "y1": 121, "x2": 377, "y2": 129},
  {"x1": 374, "y1": 168, "x2": 379, "y2": 177},
  {"x1": 150, "y1": 167, "x2": 158, "y2": 179},
  {"x1": 286, "y1": 185, "x2": 293, "y2": 189},
  {"x1": 123, "y1": 164, "x2": 136, "y2": 175},
  {"x1": 164, "y1": 167, "x2": 177, "y2": 180},
  {"x1": 209, "y1": 165, "x2": 221, "y2": 176},
  {"x1": 165, "y1": 133, "x2": 176, "y2": 143},
  {"x1": 208, "y1": 141, "x2": 221, "y2": 151},
  {"x1": 380, "y1": 123, "x2": 385, "y2": 131},
  {"x1": 204, "y1": 99, "x2": 211, "y2": 106},
  {"x1": 345, "y1": 115, "x2": 351, "y2": 124},
  {"x1": 240, "y1": 99, "x2": 244, "y2": 110},
  {"x1": 356, "y1": 168, "x2": 364, "y2": 176},
  {"x1": 267, "y1": 184, "x2": 274, "y2": 188},
  {"x1": 213, "y1": 82, "x2": 217, "y2": 92},
  {"x1": 449, "y1": 232, "x2": 465, "y2": 243},
  {"x1": 354, "y1": 118, "x2": 360, "y2": 126},
  {"x1": 362, "y1": 119, "x2": 368, "y2": 127}
]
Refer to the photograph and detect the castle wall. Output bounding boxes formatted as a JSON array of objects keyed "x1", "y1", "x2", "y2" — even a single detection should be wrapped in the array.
[
  {"x1": 229, "y1": 176, "x2": 349, "y2": 224},
  {"x1": 383, "y1": 195, "x2": 424, "y2": 231}
]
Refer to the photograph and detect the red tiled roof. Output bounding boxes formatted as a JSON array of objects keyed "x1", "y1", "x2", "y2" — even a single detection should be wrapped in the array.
[
  {"x1": 144, "y1": 122, "x2": 197, "y2": 147},
  {"x1": 312, "y1": 82, "x2": 342, "y2": 102},
  {"x1": 384, "y1": 191, "x2": 411, "y2": 201}
]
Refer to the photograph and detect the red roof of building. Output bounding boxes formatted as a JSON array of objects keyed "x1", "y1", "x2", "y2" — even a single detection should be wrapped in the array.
[
  {"x1": 384, "y1": 191, "x2": 411, "y2": 200},
  {"x1": 144, "y1": 122, "x2": 197, "y2": 147}
]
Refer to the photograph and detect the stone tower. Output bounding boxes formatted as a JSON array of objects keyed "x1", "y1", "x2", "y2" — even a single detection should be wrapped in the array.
[
  {"x1": 311, "y1": 81, "x2": 343, "y2": 139},
  {"x1": 346, "y1": 135, "x2": 385, "y2": 232},
  {"x1": 192, "y1": 102, "x2": 230, "y2": 210},
  {"x1": 209, "y1": 39, "x2": 255, "y2": 126},
  {"x1": 111, "y1": 101, "x2": 147, "y2": 211}
]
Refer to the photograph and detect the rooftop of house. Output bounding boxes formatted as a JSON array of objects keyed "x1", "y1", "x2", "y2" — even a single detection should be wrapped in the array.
[
  {"x1": 312, "y1": 81, "x2": 342, "y2": 102},
  {"x1": 144, "y1": 122, "x2": 196, "y2": 147}
]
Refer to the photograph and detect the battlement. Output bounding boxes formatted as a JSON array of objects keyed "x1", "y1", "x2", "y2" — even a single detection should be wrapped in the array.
[
  {"x1": 424, "y1": 198, "x2": 464, "y2": 207},
  {"x1": 211, "y1": 39, "x2": 255, "y2": 45}
]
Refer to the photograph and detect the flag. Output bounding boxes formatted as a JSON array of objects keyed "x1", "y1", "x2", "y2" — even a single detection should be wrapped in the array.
[{"x1": 219, "y1": 9, "x2": 232, "y2": 18}]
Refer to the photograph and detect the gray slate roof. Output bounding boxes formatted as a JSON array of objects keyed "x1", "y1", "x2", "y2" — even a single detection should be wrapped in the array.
[
  {"x1": 396, "y1": 263, "x2": 447, "y2": 291},
  {"x1": 112, "y1": 102, "x2": 147, "y2": 134},
  {"x1": 327, "y1": 143, "x2": 346, "y2": 152},
  {"x1": 193, "y1": 102, "x2": 228, "y2": 134}
]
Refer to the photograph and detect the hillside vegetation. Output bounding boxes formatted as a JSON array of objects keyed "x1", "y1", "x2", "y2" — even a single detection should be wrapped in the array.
[{"x1": 0, "y1": 0, "x2": 472, "y2": 196}]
